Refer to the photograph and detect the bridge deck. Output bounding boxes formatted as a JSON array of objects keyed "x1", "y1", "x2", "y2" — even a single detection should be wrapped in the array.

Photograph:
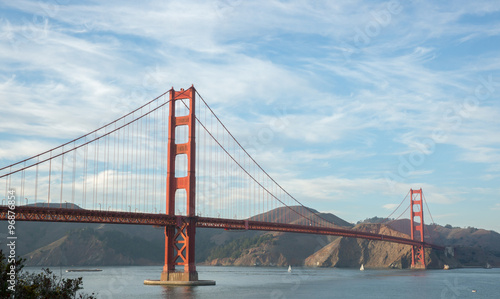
[{"x1": 0, "y1": 206, "x2": 444, "y2": 250}]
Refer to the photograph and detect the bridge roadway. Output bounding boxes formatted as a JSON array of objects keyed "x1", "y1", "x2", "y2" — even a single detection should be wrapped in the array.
[{"x1": 0, "y1": 206, "x2": 444, "y2": 250}]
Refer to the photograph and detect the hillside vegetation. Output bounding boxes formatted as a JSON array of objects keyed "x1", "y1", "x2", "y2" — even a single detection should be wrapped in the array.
[{"x1": 2, "y1": 206, "x2": 498, "y2": 269}]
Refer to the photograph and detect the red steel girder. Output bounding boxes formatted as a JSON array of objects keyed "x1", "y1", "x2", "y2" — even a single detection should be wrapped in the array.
[
  {"x1": 0, "y1": 206, "x2": 444, "y2": 251},
  {"x1": 0, "y1": 206, "x2": 177, "y2": 225},
  {"x1": 197, "y1": 216, "x2": 444, "y2": 250}
]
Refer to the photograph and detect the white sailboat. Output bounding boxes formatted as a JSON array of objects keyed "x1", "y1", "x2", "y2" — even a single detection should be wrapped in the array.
[
  {"x1": 360, "y1": 264, "x2": 365, "y2": 271},
  {"x1": 288, "y1": 265, "x2": 292, "y2": 272}
]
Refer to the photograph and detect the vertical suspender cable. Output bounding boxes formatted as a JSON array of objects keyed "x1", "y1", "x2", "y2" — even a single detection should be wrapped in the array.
[
  {"x1": 59, "y1": 147, "x2": 64, "y2": 208},
  {"x1": 113, "y1": 122, "x2": 118, "y2": 211},
  {"x1": 47, "y1": 152, "x2": 52, "y2": 206},
  {"x1": 72, "y1": 142, "x2": 76, "y2": 204},
  {"x1": 34, "y1": 157, "x2": 39, "y2": 206}
]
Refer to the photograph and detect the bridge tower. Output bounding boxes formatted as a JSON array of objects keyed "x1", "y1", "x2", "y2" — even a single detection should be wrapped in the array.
[
  {"x1": 410, "y1": 188, "x2": 425, "y2": 269},
  {"x1": 161, "y1": 86, "x2": 198, "y2": 282}
]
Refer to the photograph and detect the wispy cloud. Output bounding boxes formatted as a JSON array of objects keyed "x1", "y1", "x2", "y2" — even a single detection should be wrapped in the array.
[
  {"x1": 383, "y1": 203, "x2": 398, "y2": 210},
  {"x1": 0, "y1": 0, "x2": 499, "y2": 231}
]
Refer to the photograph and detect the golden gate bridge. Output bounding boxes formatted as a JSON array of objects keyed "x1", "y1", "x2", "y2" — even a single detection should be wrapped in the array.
[{"x1": 0, "y1": 86, "x2": 443, "y2": 285}]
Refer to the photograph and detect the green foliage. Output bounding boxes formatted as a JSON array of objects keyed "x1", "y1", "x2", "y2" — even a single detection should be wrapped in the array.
[
  {"x1": 71, "y1": 227, "x2": 96, "y2": 239},
  {"x1": 97, "y1": 230, "x2": 163, "y2": 261},
  {"x1": 0, "y1": 250, "x2": 95, "y2": 299},
  {"x1": 357, "y1": 216, "x2": 389, "y2": 224},
  {"x1": 0, "y1": 249, "x2": 24, "y2": 298},
  {"x1": 466, "y1": 226, "x2": 478, "y2": 232},
  {"x1": 67, "y1": 228, "x2": 163, "y2": 263},
  {"x1": 207, "y1": 234, "x2": 275, "y2": 260}
]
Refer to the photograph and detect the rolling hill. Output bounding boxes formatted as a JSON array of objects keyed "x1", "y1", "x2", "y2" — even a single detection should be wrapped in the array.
[{"x1": 1, "y1": 206, "x2": 498, "y2": 268}]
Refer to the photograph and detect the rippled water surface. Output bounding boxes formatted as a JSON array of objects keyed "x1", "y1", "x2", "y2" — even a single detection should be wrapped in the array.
[{"x1": 25, "y1": 266, "x2": 500, "y2": 298}]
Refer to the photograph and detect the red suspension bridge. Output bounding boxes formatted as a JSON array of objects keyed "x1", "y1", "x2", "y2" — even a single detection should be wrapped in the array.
[{"x1": 0, "y1": 86, "x2": 443, "y2": 284}]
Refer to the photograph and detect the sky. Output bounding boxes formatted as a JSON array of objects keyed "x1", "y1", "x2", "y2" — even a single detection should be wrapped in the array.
[{"x1": 0, "y1": 0, "x2": 499, "y2": 232}]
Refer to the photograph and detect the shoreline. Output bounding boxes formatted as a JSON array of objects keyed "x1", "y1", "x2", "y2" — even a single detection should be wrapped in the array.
[{"x1": 23, "y1": 264, "x2": 495, "y2": 270}]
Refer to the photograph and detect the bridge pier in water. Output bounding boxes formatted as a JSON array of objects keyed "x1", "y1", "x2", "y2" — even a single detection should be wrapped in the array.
[
  {"x1": 145, "y1": 86, "x2": 214, "y2": 286},
  {"x1": 410, "y1": 188, "x2": 426, "y2": 269}
]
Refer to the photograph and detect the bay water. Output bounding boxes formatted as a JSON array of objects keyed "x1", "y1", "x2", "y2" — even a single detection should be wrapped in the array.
[{"x1": 25, "y1": 266, "x2": 499, "y2": 298}]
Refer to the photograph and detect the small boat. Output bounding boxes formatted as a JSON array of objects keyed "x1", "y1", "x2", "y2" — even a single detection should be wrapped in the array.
[
  {"x1": 288, "y1": 265, "x2": 292, "y2": 272},
  {"x1": 443, "y1": 264, "x2": 450, "y2": 270},
  {"x1": 66, "y1": 269, "x2": 102, "y2": 272},
  {"x1": 485, "y1": 263, "x2": 492, "y2": 269},
  {"x1": 360, "y1": 264, "x2": 365, "y2": 271}
]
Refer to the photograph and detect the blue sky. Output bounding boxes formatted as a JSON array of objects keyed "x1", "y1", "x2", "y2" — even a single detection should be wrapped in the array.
[{"x1": 1, "y1": 1, "x2": 499, "y2": 232}]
